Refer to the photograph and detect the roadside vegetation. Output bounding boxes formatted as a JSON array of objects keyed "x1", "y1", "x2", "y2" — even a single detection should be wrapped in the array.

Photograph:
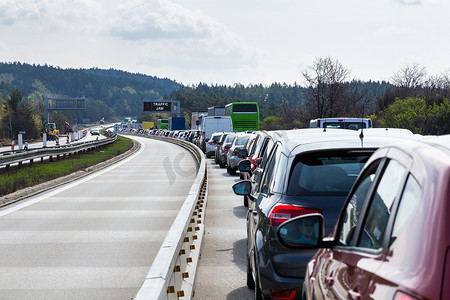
[{"x1": 0, "y1": 134, "x2": 133, "y2": 197}]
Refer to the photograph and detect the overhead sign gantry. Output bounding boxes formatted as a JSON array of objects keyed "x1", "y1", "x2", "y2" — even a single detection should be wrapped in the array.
[
  {"x1": 143, "y1": 100, "x2": 180, "y2": 117},
  {"x1": 45, "y1": 97, "x2": 86, "y2": 124}
]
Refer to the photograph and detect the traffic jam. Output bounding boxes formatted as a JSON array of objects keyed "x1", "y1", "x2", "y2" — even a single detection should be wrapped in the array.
[{"x1": 131, "y1": 105, "x2": 450, "y2": 300}]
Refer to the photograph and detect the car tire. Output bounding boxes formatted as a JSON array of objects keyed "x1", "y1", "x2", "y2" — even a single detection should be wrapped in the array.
[
  {"x1": 227, "y1": 166, "x2": 231, "y2": 174},
  {"x1": 229, "y1": 167, "x2": 237, "y2": 175},
  {"x1": 206, "y1": 152, "x2": 211, "y2": 158},
  {"x1": 219, "y1": 161, "x2": 226, "y2": 168},
  {"x1": 254, "y1": 266, "x2": 264, "y2": 300},
  {"x1": 244, "y1": 196, "x2": 248, "y2": 207},
  {"x1": 214, "y1": 156, "x2": 219, "y2": 164}
]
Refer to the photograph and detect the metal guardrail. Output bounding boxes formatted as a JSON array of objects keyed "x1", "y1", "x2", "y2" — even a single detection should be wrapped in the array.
[
  {"x1": 0, "y1": 136, "x2": 117, "y2": 169},
  {"x1": 131, "y1": 134, "x2": 207, "y2": 300}
]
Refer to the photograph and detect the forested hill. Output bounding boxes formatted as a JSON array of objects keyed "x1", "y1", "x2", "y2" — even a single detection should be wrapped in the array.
[{"x1": 0, "y1": 62, "x2": 182, "y2": 120}]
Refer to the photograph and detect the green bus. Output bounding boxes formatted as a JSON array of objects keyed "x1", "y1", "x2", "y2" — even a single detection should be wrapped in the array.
[
  {"x1": 225, "y1": 102, "x2": 260, "y2": 132},
  {"x1": 158, "y1": 119, "x2": 169, "y2": 130}
]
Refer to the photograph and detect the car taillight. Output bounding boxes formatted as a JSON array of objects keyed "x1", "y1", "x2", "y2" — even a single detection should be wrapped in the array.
[
  {"x1": 271, "y1": 290, "x2": 296, "y2": 300},
  {"x1": 268, "y1": 204, "x2": 320, "y2": 227},
  {"x1": 208, "y1": 141, "x2": 213, "y2": 145},
  {"x1": 224, "y1": 147, "x2": 229, "y2": 151}
]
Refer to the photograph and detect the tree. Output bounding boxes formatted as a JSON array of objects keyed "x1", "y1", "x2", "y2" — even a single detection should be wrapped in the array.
[
  {"x1": 371, "y1": 97, "x2": 450, "y2": 135},
  {"x1": 301, "y1": 57, "x2": 351, "y2": 118},
  {"x1": 391, "y1": 64, "x2": 427, "y2": 89},
  {"x1": 3, "y1": 89, "x2": 23, "y2": 138}
]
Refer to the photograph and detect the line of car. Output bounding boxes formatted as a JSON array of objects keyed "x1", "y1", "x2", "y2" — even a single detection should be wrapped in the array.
[{"x1": 218, "y1": 128, "x2": 450, "y2": 300}]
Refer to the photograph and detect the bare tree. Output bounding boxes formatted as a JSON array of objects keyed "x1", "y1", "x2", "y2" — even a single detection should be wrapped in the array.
[
  {"x1": 391, "y1": 63, "x2": 427, "y2": 89},
  {"x1": 302, "y1": 57, "x2": 351, "y2": 118}
]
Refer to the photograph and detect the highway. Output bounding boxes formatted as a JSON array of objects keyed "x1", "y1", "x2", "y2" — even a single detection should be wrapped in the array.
[{"x1": 0, "y1": 135, "x2": 197, "y2": 299}]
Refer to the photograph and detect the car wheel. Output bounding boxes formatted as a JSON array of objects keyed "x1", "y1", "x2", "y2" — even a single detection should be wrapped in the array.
[
  {"x1": 214, "y1": 156, "x2": 219, "y2": 164},
  {"x1": 254, "y1": 265, "x2": 264, "y2": 300},
  {"x1": 219, "y1": 161, "x2": 226, "y2": 168},
  {"x1": 206, "y1": 152, "x2": 211, "y2": 158},
  {"x1": 229, "y1": 167, "x2": 237, "y2": 175},
  {"x1": 227, "y1": 166, "x2": 231, "y2": 174},
  {"x1": 244, "y1": 196, "x2": 248, "y2": 207}
]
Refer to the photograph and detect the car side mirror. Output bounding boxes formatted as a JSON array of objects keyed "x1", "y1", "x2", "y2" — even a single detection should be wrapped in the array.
[
  {"x1": 238, "y1": 160, "x2": 251, "y2": 172},
  {"x1": 238, "y1": 148, "x2": 248, "y2": 158},
  {"x1": 232, "y1": 180, "x2": 252, "y2": 196},
  {"x1": 277, "y1": 214, "x2": 325, "y2": 249}
]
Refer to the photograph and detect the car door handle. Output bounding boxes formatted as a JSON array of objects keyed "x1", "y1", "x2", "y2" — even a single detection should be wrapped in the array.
[{"x1": 348, "y1": 289, "x2": 361, "y2": 300}]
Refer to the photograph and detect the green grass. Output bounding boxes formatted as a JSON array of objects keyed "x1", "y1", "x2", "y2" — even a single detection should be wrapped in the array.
[{"x1": 0, "y1": 135, "x2": 134, "y2": 197}]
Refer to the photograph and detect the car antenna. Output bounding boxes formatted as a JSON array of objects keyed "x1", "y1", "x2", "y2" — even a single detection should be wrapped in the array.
[{"x1": 359, "y1": 120, "x2": 364, "y2": 147}]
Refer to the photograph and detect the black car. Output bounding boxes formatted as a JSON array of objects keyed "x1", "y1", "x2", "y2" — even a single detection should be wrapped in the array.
[{"x1": 233, "y1": 128, "x2": 421, "y2": 300}]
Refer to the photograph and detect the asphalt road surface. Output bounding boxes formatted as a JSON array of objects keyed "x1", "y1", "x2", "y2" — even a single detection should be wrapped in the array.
[
  {"x1": 192, "y1": 159, "x2": 253, "y2": 300},
  {"x1": 0, "y1": 135, "x2": 197, "y2": 299}
]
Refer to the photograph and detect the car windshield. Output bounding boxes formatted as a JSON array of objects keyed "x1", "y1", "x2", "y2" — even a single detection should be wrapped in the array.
[
  {"x1": 286, "y1": 150, "x2": 373, "y2": 196},
  {"x1": 211, "y1": 135, "x2": 221, "y2": 142}
]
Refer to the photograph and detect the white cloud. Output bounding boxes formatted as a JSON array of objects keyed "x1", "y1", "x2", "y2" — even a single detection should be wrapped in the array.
[
  {"x1": 108, "y1": 0, "x2": 214, "y2": 40},
  {"x1": 393, "y1": 0, "x2": 443, "y2": 5},
  {"x1": 0, "y1": 0, "x2": 104, "y2": 32},
  {"x1": 394, "y1": 0, "x2": 421, "y2": 4},
  {"x1": 377, "y1": 26, "x2": 414, "y2": 36}
]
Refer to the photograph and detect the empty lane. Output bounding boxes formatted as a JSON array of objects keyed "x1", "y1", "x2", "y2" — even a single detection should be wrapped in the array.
[{"x1": 0, "y1": 135, "x2": 197, "y2": 299}]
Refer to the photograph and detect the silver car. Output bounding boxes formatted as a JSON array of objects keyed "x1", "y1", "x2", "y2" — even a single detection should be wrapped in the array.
[
  {"x1": 205, "y1": 132, "x2": 222, "y2": 158},
  {"x1": 226, "y1": 133, "x2": 252, "y2": 175}
]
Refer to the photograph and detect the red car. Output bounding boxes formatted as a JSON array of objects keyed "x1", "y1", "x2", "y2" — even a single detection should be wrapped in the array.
[{"x1": 277, "y1": 135, "x2": 450, "y2": 300}]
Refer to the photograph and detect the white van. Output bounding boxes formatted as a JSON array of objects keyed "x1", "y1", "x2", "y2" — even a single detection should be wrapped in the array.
[
  {"x1": 201, "y1": 116, "x2": 233, "y2": 139},
  {"x1": 198, "y1": 116, "x2": 233, "y2": 152},
  {"x1": 309, "y1": 118, "x2": 372, "y2": 130}
]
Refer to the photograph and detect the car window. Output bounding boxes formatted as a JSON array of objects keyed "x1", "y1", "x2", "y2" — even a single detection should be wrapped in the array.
[
  {"x1": 339, "y1": 160, "x2": 380, "y2": 246},
  {"x1": 286, "y1": 150, "x2": 371, "y2": 197},
  {"x1": 270, "y1": 151, "x2": 288, "y2": 194},
  {"x1": 260, "y1": 138, "x2": 274, "y2": 169},
  {"x1": 234, "y1": 136, "x2": 250, "y2": 146},
  {"x1": 390, "y1": 174, "x2": 422, "y2": 245},
  {"x1": 357, "y1": 159, "x2": 408, "y2": 250},
  {"x1": 260, "y1": 145, "x2": 279, "y2": 196},
  {"x1": 225, "y1": 135, "x2": 235, "y2": 143},
  {"x1": 249, "y1": 135, "x2": 260, "y2": 155}
]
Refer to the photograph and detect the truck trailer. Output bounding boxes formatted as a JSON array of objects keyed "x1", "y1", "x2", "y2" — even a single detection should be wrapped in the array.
[{"x1": 169, "y1": 117, "x2": 186, "y2": 131}]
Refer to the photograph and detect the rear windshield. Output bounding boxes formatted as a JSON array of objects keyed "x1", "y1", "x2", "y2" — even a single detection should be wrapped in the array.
[
  {"x1": 211, "y1": 135, "x2": 221, "y2": 142},
  {"x1": 286, "y1": 150, "x2": 373, "y2": 196},
  {"x1": 225, "y1": 135, "x2": 236, "y2": 143},
  {"x1": 233, "y1": 103, "x2": 258, "y2": 113},
  {"x1": 323, "y1": 122, "x2": 368, "y2": 130},
  {"x1": 235, "y1": 136, "x2": 250, "y2": 146}
]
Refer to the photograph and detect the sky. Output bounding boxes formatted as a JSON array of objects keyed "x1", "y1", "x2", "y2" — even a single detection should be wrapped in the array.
[{"x1": 0, "y1": 0, "x2": 449, "y2": 87}]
